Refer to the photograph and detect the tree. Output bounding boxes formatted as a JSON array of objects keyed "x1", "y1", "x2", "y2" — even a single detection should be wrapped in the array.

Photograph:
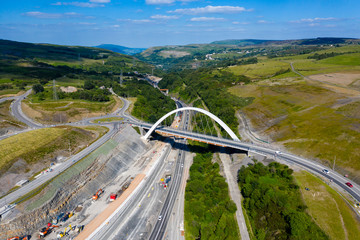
[
  {"x1": 84, "y1": 80, "x2": 95, "y2": 90},
  {"x1": 32, "y1": 84, "x2": 44, "y2": 93},
  {"x1": 39, "y1": 79, "x2": 49, "y2": 85}
]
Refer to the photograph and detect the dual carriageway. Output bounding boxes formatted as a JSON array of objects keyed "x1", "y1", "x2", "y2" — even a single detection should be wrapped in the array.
[{"x1": 1, "y1": 88, "x2": 360, "y2": 239}]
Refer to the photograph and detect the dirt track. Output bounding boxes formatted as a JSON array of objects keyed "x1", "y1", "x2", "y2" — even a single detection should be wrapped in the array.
[
  {"x1": 75, "y1": 173, "x2": 146, "y2": 239},
  {"x1": 309, "y1": 73, "x2": 360, "y2": 86}
]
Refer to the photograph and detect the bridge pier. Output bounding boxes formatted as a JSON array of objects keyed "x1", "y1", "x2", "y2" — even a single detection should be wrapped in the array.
[{"x1": 139, "y1": 127, "x2": 145, "y2": 136}]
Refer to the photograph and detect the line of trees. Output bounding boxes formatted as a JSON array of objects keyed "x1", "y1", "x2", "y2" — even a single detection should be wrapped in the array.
[
  {"x1": 307, "y1": 52, "x2": 343, "y2": 60},
  {"x1": 113, "y1": 80, "x2": 175, "y2": 123},
  {"x1": 158, "y1": 68, "x2": 254, "y2": 135}
]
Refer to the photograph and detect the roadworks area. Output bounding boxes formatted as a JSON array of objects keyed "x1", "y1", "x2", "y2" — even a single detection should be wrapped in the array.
[{"x1": 0, "y1": 125, "x2": 154, "y2": 239}]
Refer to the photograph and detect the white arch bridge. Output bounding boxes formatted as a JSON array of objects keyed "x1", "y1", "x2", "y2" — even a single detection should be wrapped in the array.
[
  {"x1": 129, "y1": 107, "x2": 360, "y2": 203},
  {"x1": 133, "y1": 107, "x2": 253, "y2": 151}
]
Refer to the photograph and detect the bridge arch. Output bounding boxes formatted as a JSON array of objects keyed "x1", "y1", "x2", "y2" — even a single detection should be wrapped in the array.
[{"x1": 142, "y1": 107, "x2": 240, "y2": 141}]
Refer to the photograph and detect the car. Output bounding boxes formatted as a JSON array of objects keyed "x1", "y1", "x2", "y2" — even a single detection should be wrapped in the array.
[
  {"x1": 158, "y1": 215, "x2": 162, "y2": 221},
  {"x1": 346, "y1": 182, "x2": 353, "y2": 188},
  {"x1": 275, "y1": 151, "x2": 282, "y2": 155},
  {"x1": 322, "y1": 169, "x2": 329, "y2": 174}
]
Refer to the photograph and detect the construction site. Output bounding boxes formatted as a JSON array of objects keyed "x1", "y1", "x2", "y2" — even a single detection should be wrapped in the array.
[{"x1": 0, "y1": 125, "x2": 160, "y2": 239}]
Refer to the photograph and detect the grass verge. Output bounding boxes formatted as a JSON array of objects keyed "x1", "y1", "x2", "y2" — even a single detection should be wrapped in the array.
[
  {"x1": 91, "y1": 117, "x2": 123, "y2": 123},
  {"x1": 294, "y1": 171, "x2": 360, "y2": 240},
  {"x1": 0, "y1": 126, "x2": 95, "y2": 175}
]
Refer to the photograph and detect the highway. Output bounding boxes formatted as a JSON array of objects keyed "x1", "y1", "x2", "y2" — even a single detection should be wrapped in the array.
[
  {"x1": 91, "y1": 144, "x2": 172, "y2": 240},
  {"x1": 149, "y1": 139, "x2": 186, "y2": 240},
  {"x1": 0, "y1": 124, "x2": 118, "y2": 211},
  {"x1": 0, "y1": 95, "x2": 17, "y2": 104},
  {"x1": 149, "y1": 103, "x2": 189, "y2": 240},
  {"x1": 0, "y1": 89, "x2": 132, "y2": 215},
  {"x1": 1, "y1": 83, "x2": 360, "y2": 238},
  {"x1": 132, "y1": 122, "x2": 360, "y2": 204},
  {"x1": 9, "y1": 89, "x2": 43, "y2": 128},
  {"x1": 91, "y1": 99, "x2": 188, "y2": 240}
]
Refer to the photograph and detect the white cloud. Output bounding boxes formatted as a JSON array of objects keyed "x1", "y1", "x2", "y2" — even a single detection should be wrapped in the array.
[
  {"x1": 23, "y1": 11, "x2": 83, "y2": 19},
  {"x1": 52, "y1": 2, "x2": 105, "y2": 8},
  {"x1": 309, "y1": 23, "x2": 320, "y2": 27},
  {"x1": 232, "y1": 21, "x2": 249, "y2": 25},
  {"x1": 168, "y1": 5, "x2": 251, "y2": 14},
  {"x1": 190, "y1": 17, "x2": 224, "y2": 22},
  {"x1": 78, "y1": 22, "x2": 96, "y2": 25},
  {"x1": 118, "y1": 19, "x2": 153, "y2": 23},
  {"x1": 23, "y1": 12, "x2": 63, "y2": 18},
  {"x1": 146, "y1": 0, "x2": 197, "y2": 4},
  {"x1": 90, "y1": 0, "x2": 110, "y2": 2},
  {"x1": 132, "y1": 19, "x2": 152, "y2": 23},
  {"x1": 291, "y1": 17, "x2": 336, "y2": 23},
  {"x1": 146, "y1": 0, "x2": 174, "y2": 4},
  {"x1": 151, "y1": 14, "x2": 179, "y2": 20},
  {"x1": 257, "y1": 20, "x2": 268, "y2": 23}
]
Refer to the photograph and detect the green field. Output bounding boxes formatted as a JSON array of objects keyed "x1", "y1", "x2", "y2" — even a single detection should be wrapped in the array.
[
  {"x1": 228, "y1": 58, "x2": 297, "y2": 79},
  {"x1": 225, "y1": 45, "x2": 360, "y2": 78},
  {"x1": 229, "y1": 82, "x2": 360, "y2": 176},
  {"x1": 55, "y1": 76, "x2": 85, "y2": 87},
  {"x1": 23, "y1": 95, "x2": 117, "y2": 123},
  {"x1": 26, "y1": 98, "x2": 116, "y2": 112},
  {"x1": 0, "y1": 126, "x2": 95, "y2": 175},
  {"x1": 91, "y1": 117, "x2": 124, "y2": 123},
  {"x1": 295, "y1": 171, "x2": 360, "y2": 240}
]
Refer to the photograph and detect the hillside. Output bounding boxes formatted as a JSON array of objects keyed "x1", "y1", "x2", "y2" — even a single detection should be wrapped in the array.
[
  {"x1": 0, "y1": 39, "x2": 155, "y2": 98},
  {"x1": 136, "y1": 37, "x2": 360, "y2": 70},
  {"x1": 159, "y1": 43, "x2": 360, "y2": 181},
  {"x1": 0, "y1": 39, "x2": 153, "y2": 74},
  {"x1": 96, "y1": 44, "x2": 146, "y2": 55},
  {"x1": 210, "y1": 39, "x2": 274, "y2": 46}
]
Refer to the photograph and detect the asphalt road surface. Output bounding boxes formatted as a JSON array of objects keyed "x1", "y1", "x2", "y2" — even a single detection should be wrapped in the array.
[
  {"x1": 148, "y1": 104, "x2": 189, "y2": 240},
  {"x1": 9, "y1": 89, "x2": 43, "y2": 128},
  {"x1": 0, "y1": 124, "x2": 117, "y2": 213},
  {"x1": 93, "y1": 145, "x2": 172, "y2": 240},
  {"x1": 149, "y1": 140, "x2": 185, "y2": 240}
]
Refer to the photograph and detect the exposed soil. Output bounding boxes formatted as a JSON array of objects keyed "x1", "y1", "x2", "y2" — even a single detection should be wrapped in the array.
[
  {"x1": 159, "y1": 50, "x2": 190, "y2": 58},
  {"x1": 309, "y1": 73, "x2": 360, "y2": 86},
  {"x1": 0, "y1": 127, "x2": 97, "y2": 195},
  {"x1": 21, "y1": 96, "x2": 119, "y2": 124},
  {"x1": 0, "y1": 126, "x2": 149, "y2": 239},
  {"x1": 0, "y1": 100, "x2": 26, "y2": 136}
]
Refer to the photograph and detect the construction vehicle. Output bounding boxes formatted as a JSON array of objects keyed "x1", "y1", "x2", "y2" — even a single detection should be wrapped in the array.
[
  {"x1": 39, "y1": 224, "x2": 59, "y2": 238},
  {"x1": 75, "y1": 225, "x2": 84, "y2": 233},
  {"x1": 110, "y1": 193, "x2": 117, "y2": 201},
  {"x1": 113, "y1": 182, "x2": 130, "y2": 199},
  {"x1": 92, "y1": 189, "x2": 104, "y2": 201},
  {"x1": 57, "y1": 224, "x2": 73, "y2": 238},
  {"x1": 7, "y1": 237, "x2": 28, "y2": 240},
  {"x1": 52, "y1": 212, "x2": 64, "y2": 224}
]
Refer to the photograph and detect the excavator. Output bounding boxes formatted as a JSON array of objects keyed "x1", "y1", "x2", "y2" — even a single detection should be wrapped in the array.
[
  {"x1": 7, "y1": 237, "x2": 28, "y2": 240},
  {"x1": 39, "y1": 223, "x2": 59, "y2": 238},
  {"x1": 92, "y1": 188, "x2": 104, "y2": 201}
]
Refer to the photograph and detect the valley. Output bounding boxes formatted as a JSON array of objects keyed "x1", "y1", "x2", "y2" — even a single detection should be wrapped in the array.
[{"x1": 0, "y1": 37, "x2": 360, "y2": 240}]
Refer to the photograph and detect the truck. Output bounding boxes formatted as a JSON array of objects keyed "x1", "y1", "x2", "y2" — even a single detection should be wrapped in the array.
[
  {"x1": 165, "y1": 176, "x2": 171, "y2": 184},
  {"x1": 109, "y1": 193, "x2": 117, "y2": 202},
  {"x1": 52, "y1": 212, "x2": 65, "y2": 224}
]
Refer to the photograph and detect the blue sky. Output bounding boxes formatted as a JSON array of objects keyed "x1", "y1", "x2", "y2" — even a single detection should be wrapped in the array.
[{"x1": 0, "y1": 0, "x2": 359, "y2": 48}]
